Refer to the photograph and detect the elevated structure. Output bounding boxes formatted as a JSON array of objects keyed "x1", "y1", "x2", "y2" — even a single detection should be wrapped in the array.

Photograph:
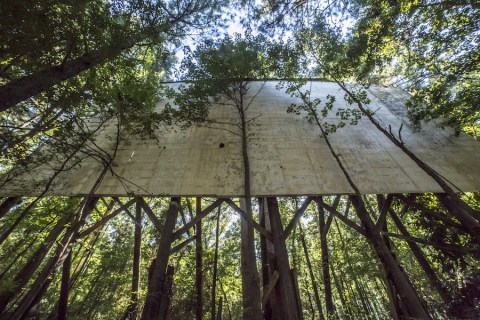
[{"x1": 1, "y1": 81, "x2": 479, "y2": 196}]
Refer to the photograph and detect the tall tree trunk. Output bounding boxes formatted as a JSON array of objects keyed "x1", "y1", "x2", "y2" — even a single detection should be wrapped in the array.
[
  {"x1": 0, "y1": 208, "x2": 75, "y2": 313},
  {"x1": 195, "y1": 197, "x2": 204, "y2": 320},
  {"x1": 305, "y1": 100, "x2": 431, "y2": 319},
  {"x1": 0, "y1": 197, "x2": 22, "y2": 219},
  {"x1": 6, "y1": 197, "x2": 99, "y2": 320},
  {"x1": 239, "y1": 198, "x2": 262, "y2": 320},
  {"x1": 349, "y1": 195, "x2": 431, "y2": 320},
  {"x1": 47, "y1": 226, "x2": 103, "y2": 320},
  {"x1": 299, "y1": 224, "x2": 325, "y2": 320},
  {"x1": 0, "y1": 197, "x2": 43, "y2": 246},
  {"x1": 238, "y1": 91, "x2": 262, "y2": 320},
  {"x1": 259, "y1": 198, "x2": 276, "y2": 320},
  {"x1": 122, "y1": 199, "x2": 143, "y2": 320},
  {"x1": 57, "y1": 250, "x2": 72, "y2": 320},
  {"x1": 141, "y1": 197, "x2": 180, "y2": 320},
  {"x1": 266, "y1": 197, "x2": 300, "y2": 320},
  {"x1": 211, "y1": 206, "x2": 221, "y2": 320},
  {"x1": 335, "y1": 81, "x2": 480, "y2": 239},
  {"x1": 316, "y1": 198, "x2": 335, "y2": 318},
  {"x1": 388, "y1": 205, "x2": 453, "y2": 305},
  {"x1": 216, "y1": 297, "x2": 223, "y2": 320}
]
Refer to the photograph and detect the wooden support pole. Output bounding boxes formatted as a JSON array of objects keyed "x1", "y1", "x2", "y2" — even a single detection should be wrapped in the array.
[
  {"x1": 141, "y1": 197, "x2": 180, "y2": 320},
  {"x1": 195, "y1": 197, "x2": 203, "y2": 320},
  {"x1": 315, "y1": 197, "x2": 335, "y2": 319},
  {"x1": 266, "y1": 197, "x2": 300, "y2": 320}
]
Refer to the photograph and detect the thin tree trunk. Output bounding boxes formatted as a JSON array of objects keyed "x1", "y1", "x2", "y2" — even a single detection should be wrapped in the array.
[
  {"x1": 6, "y1": 197, "x2": 99, "y2": 320},
  {"x1": 215, "y1": 297, "x2": 223, "y2": 320},
  {"x1": 316, "y1": 198, "x2": 335, "y2": 318},
  {"x1": 211, "y1": 206, "x2": 221, "y2": 320},
  {"x1": 57, "y1": 250, "x2": 72, "y2": 320},
  {"x1": 47, "y1": 226, "x2": 103, "y2": 320},
  {"x1": 195, "y1": 197, "x2": 203, "y2": 320},
  {"x1": 141, "y1": 197, "x2": 180, "y2": 320},
  {"x1": 299, "y1": 224, "x2": 325, "y2": 320},
  {"x1": 0, "y1": 208, "x2": 75, "y2": 313},
  {"x1": 238, "y1": 90, "x2": 262, "y2": 320},
  {"x1": 0, "y1": 197, "x2": 22, "y2": 219},
  {"x1": 335, "y1": 80, "x2": 480, "y2": 238},
  {"x1": 388, "y1": 205, "x2": 453, "y2": 305},
  {"x1": 350, "y1": 195, "x2": 431, "y2": 320},
  {"x1": 122, "y1": 199, "x2": 143, "y2": 320},
  {"x1": 302, "y1": 97, "x2": 431, "y2": 319}
]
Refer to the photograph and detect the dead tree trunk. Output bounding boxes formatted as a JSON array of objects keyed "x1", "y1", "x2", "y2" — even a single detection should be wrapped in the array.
[{"x1": 141, "y1": 197, "x2": 180, "y2": 320}]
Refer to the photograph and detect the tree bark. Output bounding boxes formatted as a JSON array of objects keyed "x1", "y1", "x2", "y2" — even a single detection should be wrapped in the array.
[
  {"x1": 299, "y1": 224, "x2": 325, "y2": 320},
  {"x1": 388, "y1": 205, "x2": 453, "y2": 305},
  {"x1": 266, "y1": 197, "x2": 300, "y2": 320},
  {"x1": 141, "y1": 197, "x2": 180, "y2": 320},
  {"x1": 195, "y1": 197, "x2": 204, "y2": 320},
  {"x1": 0, "y1": 197, "x2": 22, "y2": 219},
  {"x1": 0, "y1": 208, "x2": 75, "y2": 313},
  {"x1": 57, "y1": 250, "x2": 72, "y2": 320},
  {"x1": 121, "y1": 199, "x2": 143, "y2": 320},
  {"x1": 239, "y1": 198, "x2": 263, "y2": 320},
  {"x1": 211, "y1": 206, "x2": 221, "y2": 320},
  {"x1": 349, "y1": 195, "x2": 431, "y2": 320},
  {"x1": 6, "y1": 197, "x2": 99, "y2": 320},
  {"x1": 238, "y1": 87, "x2": 262, "y2": 320},
  {"x1": 316, "y1": 197, "x2": 335, "y2": 318}
]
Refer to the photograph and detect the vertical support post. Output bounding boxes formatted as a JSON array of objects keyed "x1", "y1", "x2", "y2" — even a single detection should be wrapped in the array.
[
  {"x1": 141, "y1": 197, "x2": 180, "y2": 320},
  {"x1": 239, "y1": 198, "x2": 262, "y2": 320},
  {"x1": 259, "y1": 198, "x2": 279, "y2": 320},
  {"x1": 195, "y1": 197, "x2": 203, "y2": 320},
  {"x1": 316, "y1": 197, "x2": 335, "y2": 318},
  {"x1": 266, "y1": 197, "x2": 300, "y2": 320},
  {"x1": 57, "y1": 250, "x2": 72, "y2": 320}
]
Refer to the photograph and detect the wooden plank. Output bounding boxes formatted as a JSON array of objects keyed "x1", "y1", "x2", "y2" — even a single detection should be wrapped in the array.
[
  {"x1": 262, "y1": 271, "x2": 279, "y2": 310},
  {"x1": 283, "y1": 197, "x2": 314, "y2": 240}
]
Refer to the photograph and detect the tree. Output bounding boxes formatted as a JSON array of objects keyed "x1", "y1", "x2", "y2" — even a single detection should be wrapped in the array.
[
  {"x1": 0, "y1": 0, "x2": 225, "y2": 112},
  {"x1": 165, "y1": 31, "x2": 293, "y2": 320}
]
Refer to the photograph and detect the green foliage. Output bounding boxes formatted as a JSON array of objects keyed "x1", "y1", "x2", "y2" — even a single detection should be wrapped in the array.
[{"x1": 163, "y1": 31, "x2": 296, "y2": 127}]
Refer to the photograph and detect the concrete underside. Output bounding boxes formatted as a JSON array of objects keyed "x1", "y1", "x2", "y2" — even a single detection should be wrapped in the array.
[{"x1": 1, "y1": 81, "x2": 479, "y2": 197}]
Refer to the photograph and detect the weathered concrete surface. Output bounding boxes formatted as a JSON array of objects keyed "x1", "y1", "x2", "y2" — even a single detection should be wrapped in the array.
[{"x1": 1, "y1": 81, "x2": 479, "y2": 196}]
